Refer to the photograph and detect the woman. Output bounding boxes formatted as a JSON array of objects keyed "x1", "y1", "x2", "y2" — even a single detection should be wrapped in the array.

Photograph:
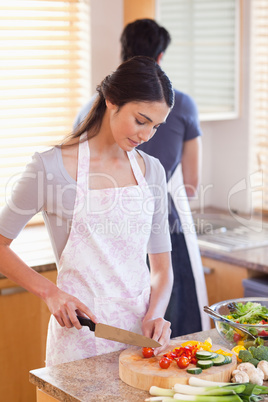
[
  {"x1": 74, "y1": 19, "x2": 210, "y2": 337},
  {"x1": 0, "y1": 56, "x2": 174, "y2": 366}
]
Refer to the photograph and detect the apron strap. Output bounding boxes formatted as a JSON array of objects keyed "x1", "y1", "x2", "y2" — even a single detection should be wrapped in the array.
[
  {"x1": 127, "y1": 150, "x2": 147, "y2": 186},
  {"x1": 76, "y1": 133, "x2": 90, "y2": 189}
]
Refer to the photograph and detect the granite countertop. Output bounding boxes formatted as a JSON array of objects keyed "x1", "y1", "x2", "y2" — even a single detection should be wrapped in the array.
[
  {"x1": 28, "y1": 329, "x2": 225, "y2": 402},
  {"x1": 29, "y1": 328, "x2": 268, "y2": 402},
  {"x1": 200, "y1": 245, "x2": 268, "y2": 274}
]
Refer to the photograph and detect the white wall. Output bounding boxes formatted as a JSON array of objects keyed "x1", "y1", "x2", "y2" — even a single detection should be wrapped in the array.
[
  {"x1": 192, "y1": 1, "x2": 253, "y2": 215},
  {"x1": 90, "y1": 1, "x2": 254, "y2": 216}
]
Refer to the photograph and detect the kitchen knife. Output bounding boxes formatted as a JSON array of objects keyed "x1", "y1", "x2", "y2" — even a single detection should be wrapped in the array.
[{"x1": 77, "y1": 316, "x2": 161, "y2": 348}]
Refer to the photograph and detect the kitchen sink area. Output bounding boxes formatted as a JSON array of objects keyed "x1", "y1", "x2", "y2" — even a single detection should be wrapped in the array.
[{"x1": 194, "y1": 213, "x2": 268, "y2": 252}]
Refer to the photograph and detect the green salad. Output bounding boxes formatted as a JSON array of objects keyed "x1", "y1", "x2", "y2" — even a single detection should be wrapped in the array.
[{"x1": 219, "y1": 301, "x2": 268, "y2": 344}]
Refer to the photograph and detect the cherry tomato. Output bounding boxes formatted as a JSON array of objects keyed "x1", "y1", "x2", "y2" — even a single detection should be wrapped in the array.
[
  {"x1": 142, "y1": 347, "x2": 154, "y2": 358},
  {"x1": 177, "y1": 356, "x2": 190, "y2": 369},
  {"x1": 159, "y1": 357, "x2": 171, "y2": 369},
  {"x1": 258, "y1": 330, "x2": 268, "y2": 337},
  {"x1": 233, "y1": 332, "x2": 242, "y2": 343}
]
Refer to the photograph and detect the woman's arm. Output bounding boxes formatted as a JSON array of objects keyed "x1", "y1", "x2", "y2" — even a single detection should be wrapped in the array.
[
  {"x1": 181, "y1": 136, "x2": 202, "y2": 198},
  {"x1": 0, "y1": 234, "x2": 97, "y2": 328},
  {"x1": 142, "y1": 251, "x2": 173, "y2": 354}
]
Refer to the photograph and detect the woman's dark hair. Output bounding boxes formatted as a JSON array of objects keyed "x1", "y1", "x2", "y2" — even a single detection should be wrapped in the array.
[
  {"x1": 72, "y1": 56, "x2": 174, "y2": 140},
  {"x1": 120, "y1": 19, "x2": 171, "y2": 62}
]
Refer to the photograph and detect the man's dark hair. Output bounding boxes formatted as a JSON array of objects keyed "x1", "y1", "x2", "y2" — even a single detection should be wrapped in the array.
[{"x1": 120, "y1": 19, "x2": 171, "y2": 62}]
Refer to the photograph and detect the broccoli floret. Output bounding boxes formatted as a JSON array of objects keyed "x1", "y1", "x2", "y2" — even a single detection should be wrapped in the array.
[
  {"x1": 252, "y1": 345, "x2": 268, "y2": 361},
  {"x1": 248, "y1": 358, "x2": 260, "y2": 367},
  {"x1": 248, "y1": 346, "x2": 256, "y2": 356},
  {"x1": 238, "y1": 349, "x2": 253, "y2": 362}
]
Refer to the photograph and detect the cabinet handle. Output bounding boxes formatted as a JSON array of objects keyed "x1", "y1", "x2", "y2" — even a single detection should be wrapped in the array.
[
  {"x1": 0, "y1": 287, "x2": 26, "y2": 296},
  {"x1": 203, "y1": 266, "x2": 214, "y2": 275}
]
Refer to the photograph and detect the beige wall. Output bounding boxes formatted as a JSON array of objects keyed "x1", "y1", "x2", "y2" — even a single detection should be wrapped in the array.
[{"x1": 90, "y1": 0, "x2": 123, "y2": 92}]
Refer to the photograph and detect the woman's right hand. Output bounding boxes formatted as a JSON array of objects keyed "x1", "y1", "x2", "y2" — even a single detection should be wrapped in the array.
[{"x1": 44, "y1": 285, "x2": 97, "y2": 329}]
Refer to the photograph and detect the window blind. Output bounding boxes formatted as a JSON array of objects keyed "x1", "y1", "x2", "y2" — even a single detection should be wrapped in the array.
[
  {"x1": 157, "y1": 0, "x2": 239, "y2": 121},
  {"x1": 251, "y1": 0, "x2": 268, "y2": 212},
  {"x1": 0, "y1": 0, "x2": 91, "y2": 222}
]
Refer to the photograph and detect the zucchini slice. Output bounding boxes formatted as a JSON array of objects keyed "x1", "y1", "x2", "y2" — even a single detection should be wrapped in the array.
[
  {"x1": 195, "y1": 351, "x2": 214, "y2": 360},
  {"x1": 187, "y1": 367, "x2": 203, "y2": 375},
  {"x1": 196, "y1": 359, "x2": 214, "y2": 369},
  {"x1": 212, "y1": 354, "x2": 227, "y2": 366},
  {"x1": 224, "y1": 355, "x2": 232, "y2": 364}
]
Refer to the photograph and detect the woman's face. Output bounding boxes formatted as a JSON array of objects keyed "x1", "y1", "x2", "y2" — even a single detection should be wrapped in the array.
[{"x1": 106, "y1": 100, "x2": 170, "y2": 151}]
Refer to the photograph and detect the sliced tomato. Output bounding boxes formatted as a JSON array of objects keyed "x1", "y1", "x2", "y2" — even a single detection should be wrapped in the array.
[
  {"x1": 190, "y1": 357, "x2": 197, "y2": 365},
  {"x1": 163, "y1": 352, "x2": 176, "y2": 360}
]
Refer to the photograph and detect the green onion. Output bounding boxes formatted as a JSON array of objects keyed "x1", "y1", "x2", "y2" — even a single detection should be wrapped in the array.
[
  {"x1": 239, "y1": 397, "x2": 263, "y2": 402},
  {"x1": 145, "y1": 397, "x2": 175, "y2": 402},
  {"x1": 173, "y1": 394, "x2": 243, "y2": 401},
  {"x1": 173, "y1": 384, "x2": 245, "y2": 396},
  {"x1": 252, "y1": 384, "x2": 268, "y2": 395},
  {"x1": 188, "y1": 377, "x2": 232, "y2": 387},
  {"x1": 149, "y1": 386, "x2": 175, "y2": 397}
]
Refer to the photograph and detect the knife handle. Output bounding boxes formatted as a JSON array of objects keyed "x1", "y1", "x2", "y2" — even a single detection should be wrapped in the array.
[{"x1": 77, "y1": 315, "x2": 96, "y2": 331}]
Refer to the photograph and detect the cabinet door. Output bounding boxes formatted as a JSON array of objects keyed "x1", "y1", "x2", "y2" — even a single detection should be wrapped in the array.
[
  {"x1": 202, "y1": 257, "x2": 249, "y2": 306},
  {"x1": 0, "y1": 270, "x2": 57, "y2": 402}
]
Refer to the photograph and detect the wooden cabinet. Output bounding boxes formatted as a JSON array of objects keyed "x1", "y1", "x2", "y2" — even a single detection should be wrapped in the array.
[
  {"x1": 202, "y1": 256, "x2": 262, "y2": 306},
  {"x1": 0, "y1": 270, "x2": 57, "y2": 402},
  {"x1": 37, "y1": 389, "x2": 59, "y2": 402}
]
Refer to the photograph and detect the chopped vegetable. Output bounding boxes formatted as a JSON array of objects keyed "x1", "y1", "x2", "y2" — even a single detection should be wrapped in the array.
[
  {"x1": 196, "y1": 359, "x2": 213, "y2": 369},
  {"x1": 213, "y1": 349, "x2": 232, "y2": 357},
  {"x1": 195, "y1": 351, "x2": 214, "y2": 360},
  {"x1": 187, "y1": 367, "x2": 202, "y2": 375},
  {"x1": 143, "y1": 347, "x2": 155, "y2": 358}
]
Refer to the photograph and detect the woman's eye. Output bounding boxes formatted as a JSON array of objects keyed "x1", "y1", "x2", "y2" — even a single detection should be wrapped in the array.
[{"x1": 135, "y1": 119, "x2": 145, "y2": 125}]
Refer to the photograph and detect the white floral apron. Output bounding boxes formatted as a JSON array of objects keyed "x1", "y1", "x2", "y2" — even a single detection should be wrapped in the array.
[{"x1": 45, "y1": 135, "x2": 154, "y2": 366}]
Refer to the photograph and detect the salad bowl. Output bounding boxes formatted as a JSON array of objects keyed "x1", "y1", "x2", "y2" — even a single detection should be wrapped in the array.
[{"x1": 207, "y1": 297, "x2": 268, "y2": 348}]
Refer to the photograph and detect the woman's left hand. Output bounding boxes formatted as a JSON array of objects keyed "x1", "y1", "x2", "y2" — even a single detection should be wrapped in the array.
[{"x1": 142, "y1": 317, "x2": 171, "y2": 355}]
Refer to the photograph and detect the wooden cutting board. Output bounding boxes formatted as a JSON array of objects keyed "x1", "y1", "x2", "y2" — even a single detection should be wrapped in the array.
[{"x1": 119, "y1": 339, "x2": 237, "y2": 391}]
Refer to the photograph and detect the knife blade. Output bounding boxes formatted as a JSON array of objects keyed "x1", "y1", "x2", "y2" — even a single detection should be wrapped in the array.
[{"x1": 77, "y1": 316, "x2": 161, "y2": 348}]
